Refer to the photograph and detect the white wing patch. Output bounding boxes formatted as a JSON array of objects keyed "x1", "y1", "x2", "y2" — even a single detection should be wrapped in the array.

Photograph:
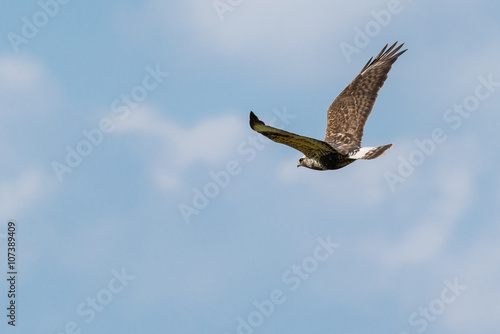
[
  {"x1": 348, "y1": 147, "x2": 376, "y2": 159},
  {"x1": 348, "y1": 144, "x2": 393, "y2": 160}
]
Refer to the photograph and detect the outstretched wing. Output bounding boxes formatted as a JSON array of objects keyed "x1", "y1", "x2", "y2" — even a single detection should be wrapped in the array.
[
  {"x1": 324, "y1": 42, "x2": 406, "y2": 153},
  {"x1": 249, "y1": 111, "x2": 337, "y2": 159}
]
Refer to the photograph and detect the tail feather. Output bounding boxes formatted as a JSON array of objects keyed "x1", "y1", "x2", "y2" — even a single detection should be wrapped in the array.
[{"x1": 349, "y1": 144, "x2": 393, "y2": 160}]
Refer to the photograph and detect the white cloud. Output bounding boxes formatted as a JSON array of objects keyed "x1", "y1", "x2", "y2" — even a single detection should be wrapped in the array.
[
  {"x1": 114, "y1": 106, "x2": 246, "y2": 190},
  {"x1": 183, "y1": 0, "x2": 389, "y2": 47},
  {"x1": 119, "y1": 0, "x2": 396, "y2": 82},
  {"x1": 0, "y1": 168, "x2": 51, "y2": 218},
  {"x1": 0, "y1": 55, "x2": 60, "y2": 117},
  {"x1": 0, "y1": 56, "x2": 44, "y2": 89}
]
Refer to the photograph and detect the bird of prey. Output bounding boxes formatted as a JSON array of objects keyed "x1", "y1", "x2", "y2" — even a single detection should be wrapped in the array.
[{"x1": 249, "y1": 42, "x2": 406, "y2": 170}]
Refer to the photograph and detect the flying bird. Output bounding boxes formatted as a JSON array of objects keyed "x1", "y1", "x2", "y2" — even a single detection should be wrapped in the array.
[{"x1": 249, "y1": 42, "x2": 406, "y2": 170}]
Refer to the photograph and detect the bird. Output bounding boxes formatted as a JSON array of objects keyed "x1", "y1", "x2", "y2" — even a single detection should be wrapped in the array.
[{"x1": 249, "y1": 42, "x2": 406, "y2": 170}]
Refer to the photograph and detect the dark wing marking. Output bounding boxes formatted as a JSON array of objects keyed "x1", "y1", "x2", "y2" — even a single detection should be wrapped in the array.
[
  {"x1": 249, "y1": 111, "x2": 337, "y2": 159},
  {"x1": 324, "y1": 42, "x2": 406, "y2": 151}
]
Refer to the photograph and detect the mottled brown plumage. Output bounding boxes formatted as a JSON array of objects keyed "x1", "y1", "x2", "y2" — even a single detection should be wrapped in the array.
[
  {"x1": 324, "y1": 42, "x2": 406, "y2": 153},
  {"x1": 249, "y1": 42, "x2": 406, "y2": 170}
]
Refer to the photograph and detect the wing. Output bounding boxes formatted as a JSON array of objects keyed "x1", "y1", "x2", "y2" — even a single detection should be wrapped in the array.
[
  {"x1": 324, "y1": 42, "x2": 407, "y2": 153},
  {"x1": 249, "y1": 111, "x2": 337, "y2": 159}
]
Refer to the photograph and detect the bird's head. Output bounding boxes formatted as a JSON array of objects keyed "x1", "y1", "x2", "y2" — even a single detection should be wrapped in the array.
[{"x1": 297, "y1": 156, "x2": 306, "y2": 168}]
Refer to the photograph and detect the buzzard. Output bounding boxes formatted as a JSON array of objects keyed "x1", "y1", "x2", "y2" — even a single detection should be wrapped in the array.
[{"x1": 249, "y1": 42, "x2": 406, "y2": 170}]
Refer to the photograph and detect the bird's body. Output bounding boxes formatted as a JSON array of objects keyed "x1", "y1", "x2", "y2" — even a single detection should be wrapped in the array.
[
  {"x1": 249, "y1": 42, "x2": 406, "y2": 170},
  {"x1": 299, "y1": 152, "x2": 354, "y2": 171}
]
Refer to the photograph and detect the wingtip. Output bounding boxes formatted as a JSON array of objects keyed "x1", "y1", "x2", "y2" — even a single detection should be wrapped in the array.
[
  {"x1": 249, "y1": 111, "x2": 259, "y2": 130},
  {"x1": 393, "y1": 41, "x2": 408, "y2": 55}
]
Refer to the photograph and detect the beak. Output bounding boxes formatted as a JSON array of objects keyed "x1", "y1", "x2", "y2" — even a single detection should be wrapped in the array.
[{"x1": 297, "y1": 162, "x2": 301, "y2": 168}]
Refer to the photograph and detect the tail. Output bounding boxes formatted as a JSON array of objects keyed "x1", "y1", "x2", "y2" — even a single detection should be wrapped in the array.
[{"x1": 349, "y1": 144, "x2": 393, "y2": 160}]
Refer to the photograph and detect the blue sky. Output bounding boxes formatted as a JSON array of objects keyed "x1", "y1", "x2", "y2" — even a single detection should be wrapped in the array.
[{"x1": 1, "y1": 0, "x2": 500, "y2": 333}]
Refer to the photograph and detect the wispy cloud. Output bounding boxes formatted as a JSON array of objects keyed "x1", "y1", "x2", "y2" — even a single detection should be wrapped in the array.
[
  {"x1": 0, "y1": 55, "x2": 60, "y2": 116},
  {"x1": 113, "y1": 106, "x2": 246, "y2": 189},
  {"x1": 0, "y1": 168, "x2": 52, "y2": 218},
  {"x1": 119, "y1": 1, "x2": 399, "y2": 82}
]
